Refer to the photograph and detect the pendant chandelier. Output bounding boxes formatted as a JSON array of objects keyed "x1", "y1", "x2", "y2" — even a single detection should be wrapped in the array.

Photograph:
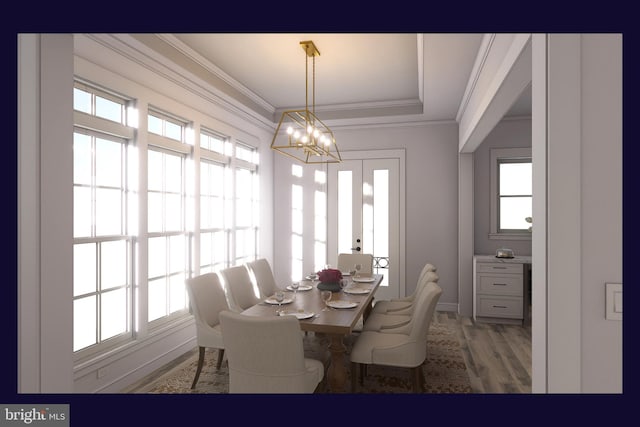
[{"x1": 270, "y1": 40, "x2": 341, "y2": 164}]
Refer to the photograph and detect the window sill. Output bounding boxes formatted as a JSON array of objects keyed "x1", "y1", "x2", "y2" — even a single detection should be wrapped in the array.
[{"x1": 488, "y1": 233, "x2": 532, "y2": 241}]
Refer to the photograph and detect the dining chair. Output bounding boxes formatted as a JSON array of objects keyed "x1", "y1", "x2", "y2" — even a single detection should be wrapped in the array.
[
  {"x1": 361, "y1": 272, "x2": 434, "y2": 332},
  {"x1": 246, "y1": 258, "x2": 278, "y2": 299},
  {"x1": 337, "y1": 253, "x2": 374, "y2": 275},
  {"x1": 219, "y1": 310, "x2": 325, "y2": 393},
  {"x1": 219, "y1": 265, "x2": 261, "y2": 312},
  {"x1": 185, "y1": 272, "x2": 229, "y2": 389},
  {"x1": 371, "y1": 263, "x2": 438, "y2": 314},
  {"x1": 350, "y1": 281, "x2": 443, "y2": 392}
]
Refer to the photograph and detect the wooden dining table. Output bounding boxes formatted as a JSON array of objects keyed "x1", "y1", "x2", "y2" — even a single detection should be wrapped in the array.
[{"x1": 241, "y1": 274, "x2": 383, "y2": 393}]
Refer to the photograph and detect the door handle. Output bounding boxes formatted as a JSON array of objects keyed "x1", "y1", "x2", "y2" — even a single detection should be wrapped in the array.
[{"x1": 351, "y1": 246, "x2": 361, "y2": 252}]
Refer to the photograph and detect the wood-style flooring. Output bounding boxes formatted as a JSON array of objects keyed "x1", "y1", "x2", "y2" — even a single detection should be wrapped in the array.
[
  {"x1": 431, "y1": 311, "x2": 532, "y2": 393},
  {"x1": 123, "y1": 311, "x2": 532, "y2": 394}
]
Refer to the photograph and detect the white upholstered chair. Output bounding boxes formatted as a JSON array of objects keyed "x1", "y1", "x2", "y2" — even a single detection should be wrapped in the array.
[
  {"x1": 361, "y1": 272, "x2": 434, "y2": 332},
  {"x1": 247, "y1": 258, "x2": 279, "y2": 299},
  {"x1": 372, "y1": 263, "x2": 438, "y2": 314},
  {"x1": 219, "y1": 265, "x2": 261, "y2": 312},
  {"x1": 350, "y1": 281, "x2": 443, "y2": 392},
  {"x1": 185, "y1": 272, "x2": 229, "y2": 389},
  {"x1": 219, "y1": 310, "x2": 325, "y2": 393},
  {"x1": 337, "y1": 253, "x2": 374, "y2": 275}
]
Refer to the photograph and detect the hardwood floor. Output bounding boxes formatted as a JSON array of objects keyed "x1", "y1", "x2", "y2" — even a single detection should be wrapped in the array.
[
  {"x1": 123, "y1": 310, "x2": 532, "y2": 394},
  {"x1": 432, "y1": 311, "x2": 532, "y2": 393}
]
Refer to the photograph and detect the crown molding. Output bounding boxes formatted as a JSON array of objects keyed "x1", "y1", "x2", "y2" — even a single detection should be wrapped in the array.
[
  {"x1": 80, "y1": 34, "x2": 276, "y2": 132},
  {"x1": 157, "y1": 34, "x2": 276, "y2": 115}
]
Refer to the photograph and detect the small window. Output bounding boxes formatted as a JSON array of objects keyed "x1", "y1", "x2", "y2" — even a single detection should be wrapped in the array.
[{"x1": 490, "y1": 148, "x2": 532, "y2": 240}]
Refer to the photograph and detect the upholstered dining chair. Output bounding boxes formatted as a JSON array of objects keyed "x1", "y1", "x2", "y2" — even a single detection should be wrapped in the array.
[
  {"x1": 247, "y1": 258, "x2": 278, "y2": 299},
  {"x1": 185, "y1": 272, "x2": 229, "y2": 389},
  {"x1": 337, "y1": 253, "x2": 374, "y2": 275},
  {"x1": 361, "y1": 272, "x2": 435, "y2": 332},
  {"x1": 219, "y1": 265, "x2": 261, "y2": 312},
  {"x1": 371, "y1": 263, "x2": 438, "y2": 314},
  {"x1": 350, "y1": 281, "x2": 442, "y2": 393},
  {"x1": 219, "y1": 310, "x2": 325, "y2": 393}
]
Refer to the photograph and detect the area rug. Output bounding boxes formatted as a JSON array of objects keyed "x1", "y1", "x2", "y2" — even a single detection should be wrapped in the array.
[{"x1": 132, "y1": 323, "x2": 472, "y2": 394}]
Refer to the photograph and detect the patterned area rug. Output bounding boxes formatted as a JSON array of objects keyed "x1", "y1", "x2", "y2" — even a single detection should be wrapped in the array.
[{"x1": 132, "y1": 323, "x2": 472, "y2": 394}]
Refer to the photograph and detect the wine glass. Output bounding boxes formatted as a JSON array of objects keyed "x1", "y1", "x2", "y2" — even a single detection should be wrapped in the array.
[
  {"x1": 291, "y1": 281, "x2": 300, "y2": 300},
  {"x1": 321, "y1": 290, "x2": 332, "y2": 311},
  {"x1": 275, "y1": 290, "x2": 285, "y2": 315},
  {"x1": 354, "y1": 263, "x2": 362, "y2": 278}
]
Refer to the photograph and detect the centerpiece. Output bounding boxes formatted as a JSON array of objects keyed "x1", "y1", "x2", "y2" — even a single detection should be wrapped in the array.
[{"x1": 316, "y1": 268, "x2": 343, "y2": 292}]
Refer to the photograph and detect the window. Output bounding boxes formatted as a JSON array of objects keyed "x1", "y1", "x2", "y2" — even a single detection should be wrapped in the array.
[
  {"x1": 147, "y1": 109, "x2": 192, "y2": 324},
  {"x1": 233, "y1": 142, "x2": 259, "y2": 266},
  {"x1": 72, "y1": 80, "x2": 262, "y2": 364},
  {"x1": 490, "y1": 148, "x2": 532, "y2": 239},
  {"x1": 199, "y1": 130, "x2": 229, "y2": 273},
  {"x1": 72, "y1": 81, "x2": 135, "y2": 355}
]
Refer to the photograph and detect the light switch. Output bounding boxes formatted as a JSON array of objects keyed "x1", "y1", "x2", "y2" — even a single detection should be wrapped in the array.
[
  {"x1": 614, "y1": 292, "x2": 622, "y2": 313},
  {"x1": 606, "y1": 283, "x2": 622, "y2": 320}
]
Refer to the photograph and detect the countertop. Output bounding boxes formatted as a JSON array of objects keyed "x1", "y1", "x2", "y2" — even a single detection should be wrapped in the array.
[{"x1": 474, "y1": 254, "x2": 532, "y2": 264}]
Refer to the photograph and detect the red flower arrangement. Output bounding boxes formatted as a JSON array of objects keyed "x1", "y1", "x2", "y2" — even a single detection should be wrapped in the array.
[{"x1": 317, "y1": 268, "x2": 343, "y2": 284}]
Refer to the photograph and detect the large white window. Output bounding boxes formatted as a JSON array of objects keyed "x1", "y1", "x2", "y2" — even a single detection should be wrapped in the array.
[
  {"x1": 233, "y1": 142, "x2": 259, "y2": 266},
  {"x1": 73, "y1": 82, "x2": 134, "y2": 355},
  {"x1": 490, "y1": 148, "x2": 532, "y2": 239},
  {"x1": 199, "y1": 129, "x2": 229, "y2": 273},
  {"x1": 147, "y1": 109, "x2": 191, "y2": 324},
  {"x1": 72, "y1": 81, "x2": 262, "y2": 363}
]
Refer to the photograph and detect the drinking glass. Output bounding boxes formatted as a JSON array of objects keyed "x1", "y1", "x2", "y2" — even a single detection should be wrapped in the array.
[
  {"x1": 354, "y1": 263, "x2": 362, "y2": 278},
  {"x1": 275, "y1": 290, "x2": 285, "y2": 315},
  {"x1": 291, "y1": 281, "x2": 300, "y2": 300},
  {"x1": 321, "y1": 290, "x2": 332, "y2": 311}
]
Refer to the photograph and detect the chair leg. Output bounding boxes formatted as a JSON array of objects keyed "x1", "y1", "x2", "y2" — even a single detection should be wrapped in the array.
[
  {"x1": 216, "y1": 348, "x2": 224, "y2": 370},
  {"x1": 191, "y1": 346, "x2": 206, "y2": 389},
  {"x1": 351, "y1": 362, "x2": 358, "y2": 392},
  {"x1": 412, "y1": 366, "x2": 424, "y2": 393},
  {"x1": 360, "y1": 364, "x2": 366, "y2": 386}
]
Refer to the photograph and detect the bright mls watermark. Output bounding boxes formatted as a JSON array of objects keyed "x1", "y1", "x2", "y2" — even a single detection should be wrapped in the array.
[{"x1": 0, "y1": 405, "x2": 69, "y2": 426}]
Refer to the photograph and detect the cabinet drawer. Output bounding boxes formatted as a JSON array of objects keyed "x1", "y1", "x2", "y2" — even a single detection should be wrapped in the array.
[
  {"x1": 477, "y1": 263, "x2": 523, "y2": 274},
  {"x1": 477, "y1": 295, "x2": 523, "y2": 318},
  {"x1": 477, "y1": 274, "x2": 523, "y2": 296}
]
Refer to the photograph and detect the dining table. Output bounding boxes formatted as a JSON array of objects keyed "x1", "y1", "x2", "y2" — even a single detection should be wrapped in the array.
[{"x1": 241, "y1": 273, "x2": 383, "y2": 393}]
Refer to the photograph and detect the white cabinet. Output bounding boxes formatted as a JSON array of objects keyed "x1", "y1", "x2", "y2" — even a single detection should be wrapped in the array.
[{"x1": 473, "y1": 255, "x2": 531, "y2": 324}]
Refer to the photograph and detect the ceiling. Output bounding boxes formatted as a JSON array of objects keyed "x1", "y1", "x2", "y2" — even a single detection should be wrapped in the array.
[{"x1": 162, "y1": 33, "x2": 531, "y2": 126}]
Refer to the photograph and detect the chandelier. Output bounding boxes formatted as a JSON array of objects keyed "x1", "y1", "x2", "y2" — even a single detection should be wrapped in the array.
[{"x1": 270, "y1": 40, "x2": 341, "y2": 164}]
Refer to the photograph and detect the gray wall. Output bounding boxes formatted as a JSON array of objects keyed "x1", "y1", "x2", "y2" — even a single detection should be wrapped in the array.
[
  {"x1": 272, "y1": 123, "x2": 460, "y2": 310},
  {"x1": 474, "y1": 118, "x2": 532, "y2": 256}
]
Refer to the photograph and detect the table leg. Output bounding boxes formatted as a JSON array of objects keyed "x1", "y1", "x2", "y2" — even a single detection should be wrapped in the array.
[{"x1": 326, "y1": 333, "x2": 347, "y2": 393}]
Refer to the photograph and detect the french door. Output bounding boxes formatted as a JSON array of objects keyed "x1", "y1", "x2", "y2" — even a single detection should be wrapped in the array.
[{"x1": 327, "y1": 150, "x2": 404, "y2": 301}]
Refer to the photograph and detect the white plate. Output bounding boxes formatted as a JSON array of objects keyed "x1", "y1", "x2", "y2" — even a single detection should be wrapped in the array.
[
  {"x1": 279, "y1": 311, "x2": 315, "y2": 320},
  {"x1": 326, "y1": 300, "x2": 358, "y2": 309},
  {"x1": 340, "y1": 271, "x2": 351, "y2": 276},
  {"x1": 305, "y1": 274, "x2": 319, "y2": 280},
  {"x1": 353, "y1": 277, "x2": 375, "y2": 283},
  {"x1": 286, "y1": 284, "x2": 313, "y2": 291},
  {"x1": 264, "y1": 297, "x2": 293, "y2": 305},
  {"x1": 344, "y1": 288, "x2": 370, "y2": 295}
]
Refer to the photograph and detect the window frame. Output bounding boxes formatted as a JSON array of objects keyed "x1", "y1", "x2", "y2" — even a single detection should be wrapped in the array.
[
  {"x1": 489, "y1": 147, "x2": 532, "y2": 240},
  {"x1": 72, "y1": 81, "x2": 136, "y2": 360}
]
